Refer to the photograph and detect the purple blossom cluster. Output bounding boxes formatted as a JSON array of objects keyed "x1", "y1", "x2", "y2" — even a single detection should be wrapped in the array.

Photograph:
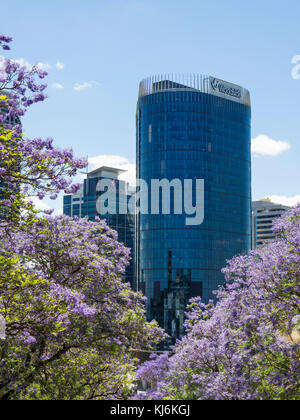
[
  {"x1": 0, "y1": 35, "x2": 12, "y2": 51},
  {"x1": 0, "y1": 35, "x2": 87, "y2": 219},
  {"x1": 0, "y1": 59, "x2": 48, "y2": 115},
  {"x1": 0, "y1": 215, "x2": 165, "y2": 399}
]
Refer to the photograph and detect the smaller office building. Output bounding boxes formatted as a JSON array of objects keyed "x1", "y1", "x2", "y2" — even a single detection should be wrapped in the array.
[
  {"x1": 252, "y1": 199, "x2": 289, "y2": 249},
  {"x1": 63, "y1": 166, "x2": 136, "y2": 288}
]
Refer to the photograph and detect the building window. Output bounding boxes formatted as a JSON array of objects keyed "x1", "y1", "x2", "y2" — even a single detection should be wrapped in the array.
[{"x1": 148, "y1": 124, "x2": 152, "y2": 143}]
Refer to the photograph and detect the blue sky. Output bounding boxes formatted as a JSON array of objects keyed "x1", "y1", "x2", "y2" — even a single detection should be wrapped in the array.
[{"x1": 1, "y1": 0, "x2": 299, "y2": 211}]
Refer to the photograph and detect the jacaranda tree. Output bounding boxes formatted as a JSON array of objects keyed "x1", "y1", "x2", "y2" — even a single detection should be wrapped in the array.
[
  {"x1": 136, "y1": 206, "x2": 300, "y2": 400},
  {"x1": 0, "y1": 35, "x2": 86, "y2": 228},
  {"x1": 0, "y1": 35, "x2": 165, "y2": 400},
  {"x1": 0, "y1": 216, "x2": 164, "y2": 399}
]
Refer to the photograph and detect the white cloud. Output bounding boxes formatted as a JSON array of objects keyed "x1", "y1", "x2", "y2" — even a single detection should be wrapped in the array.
[
  {"x1": 267, "y1": 195, "x2": 300, "y2": 207},
  {"x1": 55, "y1": 61, "x2": 65, "y2": 71},
  {"x1": 0, "y1": 55, "x2": 6, "y2": 67},
  {"x1": 0, "y1": 56, "x2": 5, "y2": 79},
  {"x1": 74, "y1": 82, "x2": 92, "y2": 92},
  {"x1": 291, "y1": 55, "x2": 300, "y2": 80},
  {"x1": 26, "y1": 196, "x2": 62, "y2": 216},
  {"x1": 28, "y1": 196, "x2": 51, "y2": 212},
  {"x1": 51, "y1": 82, "x2": 64, "y2": 89},
  {"x1": 36, "y1": 61, "x2": 51, "y2": 71},
  {"x1": 13, "y1": 58, "x2": 33, "y2": 70},
  {"x1": 12, "y1": 58, "x2": 51, "y2": 71},
  {"x1": 11, "y1": 59, "x2": 64, "y2": 72},
  {"x1": 73, "y1": 81, "x2": 98, "y2": 92},
  {"x1": 252, "y1": 134, "x2": 291, "y2": 156},
  {"x1": 88, "y1": 155, "x2": 136, "y2": 186}
]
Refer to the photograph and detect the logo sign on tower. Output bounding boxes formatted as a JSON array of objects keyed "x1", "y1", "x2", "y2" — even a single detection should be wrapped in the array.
[{"x1": 209, "y1": 76, "x2": 245, "y2": 103}]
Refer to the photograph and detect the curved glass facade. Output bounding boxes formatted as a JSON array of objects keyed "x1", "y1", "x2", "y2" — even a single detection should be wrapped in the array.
[{"x1": 136, "y1": 76, "x2": 251, "y2": 341}]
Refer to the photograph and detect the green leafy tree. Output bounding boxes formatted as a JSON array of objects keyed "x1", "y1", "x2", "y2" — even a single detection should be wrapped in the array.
[{"x1": 0, "y1": 36, "x2": 165, "y2": 400}]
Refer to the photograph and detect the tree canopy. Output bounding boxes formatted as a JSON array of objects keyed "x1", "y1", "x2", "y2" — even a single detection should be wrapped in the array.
[
  {"x1": 0, "y1": 35, "x2": 165, "y2": 400},
  {"x1": 135, "y1": 206, "x2": 300, "y2": 400}
]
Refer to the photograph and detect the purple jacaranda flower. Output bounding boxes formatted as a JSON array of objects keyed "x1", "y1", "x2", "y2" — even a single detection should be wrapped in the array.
[{"x1": 135, "y1": 205, "x2": 300, "y2": 401}]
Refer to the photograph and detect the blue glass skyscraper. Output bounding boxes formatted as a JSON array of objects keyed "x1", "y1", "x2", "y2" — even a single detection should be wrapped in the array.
[{"x1": 136, "y1": 75, "x2": 251, "y2": 340}]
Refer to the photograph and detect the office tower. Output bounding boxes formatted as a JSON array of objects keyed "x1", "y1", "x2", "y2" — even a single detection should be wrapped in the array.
[
  {"x1": 252, "y1": 199, "x2": 289, "y2": 249},
  {"x1": 0, "y1": 91, "x2": 21, "y2": 219},
  {"x1": 136, "y1": 75, "x2": 251, "y2": 340},
  {"x1": 63, "y1": 166, "x2": 136, "y2": 288}
]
